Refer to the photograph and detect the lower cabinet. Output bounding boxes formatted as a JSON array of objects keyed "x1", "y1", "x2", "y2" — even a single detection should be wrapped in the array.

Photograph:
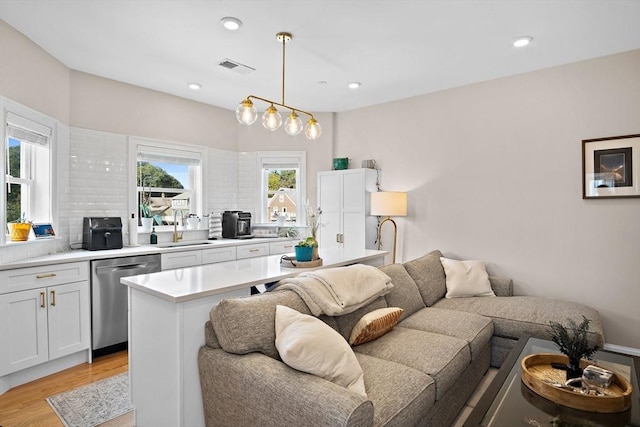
[{"x1": 0, "y1": 281, "x2": 90, "y2": 376}]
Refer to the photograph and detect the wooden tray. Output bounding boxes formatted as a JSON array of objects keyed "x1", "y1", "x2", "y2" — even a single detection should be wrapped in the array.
[
  {"x1": 521, "y1": 353, "x2": 633, "y2": 413},
  {"x1": 280, "y1": 256, "x2": 323, "y2": 268}
]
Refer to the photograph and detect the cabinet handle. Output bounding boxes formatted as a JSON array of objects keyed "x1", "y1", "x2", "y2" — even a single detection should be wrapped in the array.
[
  {"x1": 36, "y1": 273, "x2": 57, "y2": 279},
  {"x1": 50, "y1": 290, "x2": 56, "y2": 307},
  {"x1": 40, "y1": 292, "x2": 46, "y2": 308},
  {"x1": 284, "y1": 245, "x2": 292, "y2": 248},
  {"x1": 336, "y1": 234, "x2": 340, "y2": 243},
  {"x1": 249, "y1": 249, "x2": 260, "y2": 253}
]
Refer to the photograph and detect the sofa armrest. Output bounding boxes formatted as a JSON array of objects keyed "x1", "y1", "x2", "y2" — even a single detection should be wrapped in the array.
[
  {"x1": 199, "y1": 346, "x2": 373, "y2": 427},
  {"x1": 489, "y1": 275, "x2": 513, "y2": 297}
]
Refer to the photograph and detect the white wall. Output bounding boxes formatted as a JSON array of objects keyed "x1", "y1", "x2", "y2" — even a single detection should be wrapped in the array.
[{"x1": 335, "y1": 50, "x2": 640, "y2": 349}]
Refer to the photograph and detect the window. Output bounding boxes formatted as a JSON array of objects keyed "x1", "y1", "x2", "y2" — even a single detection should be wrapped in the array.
[
  {"x1": 3, "y1": 101, "x2": 54, "y2": 242},
  {"x1": 131, "y1": 138, "x2": 204, "y2": 228},
  {"x1": 257, "y1": 151, "x2": 306, "y2": 224}
]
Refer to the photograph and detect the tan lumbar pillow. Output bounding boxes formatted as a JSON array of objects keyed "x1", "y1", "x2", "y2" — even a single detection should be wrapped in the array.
[
  {"x1": 274, "y1": 305, "x2": 367, "y2": 396},
  {"x1": 349, "y1": 307, "x2": 404, "y2": 346},
  {"x1": 440, "y1": 257, "x2": 495, "y2": 298}
]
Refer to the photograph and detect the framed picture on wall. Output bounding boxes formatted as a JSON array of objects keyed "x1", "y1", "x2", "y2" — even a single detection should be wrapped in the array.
[{"x1": 582, "y1": 134, "x2": 640, "y2": 199}]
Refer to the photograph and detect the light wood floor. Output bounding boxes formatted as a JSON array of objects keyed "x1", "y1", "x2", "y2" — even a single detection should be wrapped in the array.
[{"x1": 0, "y1": 350, "x2": 129, "y2": 427}]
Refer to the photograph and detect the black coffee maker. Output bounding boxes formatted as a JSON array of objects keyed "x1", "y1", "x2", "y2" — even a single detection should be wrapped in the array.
[{"x1": 222, "y1": 211, "x2": 253, "y2": 239}]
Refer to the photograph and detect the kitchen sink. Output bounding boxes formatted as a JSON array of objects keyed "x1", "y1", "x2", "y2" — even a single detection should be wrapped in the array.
[{"x1": 155, "y1": 240, "x2": 217, "y2": 248}]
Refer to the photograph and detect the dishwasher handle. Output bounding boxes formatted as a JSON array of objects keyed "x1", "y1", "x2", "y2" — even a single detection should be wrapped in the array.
[{"x1": 95, "y1": 262, "x2": 160, "y2": 275}]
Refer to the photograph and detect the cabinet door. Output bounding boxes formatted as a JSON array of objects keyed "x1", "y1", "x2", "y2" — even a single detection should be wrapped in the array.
[
  {"x1": 161, "y1": 251, "x2": 203, "y2": 270},
  {"x1": 0, "y1": 288, "x2": 48, "y2": 375},
  {"x1": 236, "y1": 243, "x2": 269, "y2": 259},
  {"x1": 201, "y1": 246, "x2": 236, "y2": 265},
  {"x1": 317, "y1": 172, "x2": 343, "y2": 249},
  {"x1": 269, "y1": 240, "x2": 296, "y2": 255},
  {"x1": 47, "y1": 281, "x2": 91, "y2": 360}
]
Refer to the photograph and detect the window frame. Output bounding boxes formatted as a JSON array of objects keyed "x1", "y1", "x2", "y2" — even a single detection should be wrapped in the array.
[
  {"x1": 129, "y1": 136, "x2": 207, "y2": 231},
  {"x1": 255, "y1": 151, "x2": 306, "y2": 225},
  {"x1": 1, "y1": 97, "x2": 57, "y2": 245}
]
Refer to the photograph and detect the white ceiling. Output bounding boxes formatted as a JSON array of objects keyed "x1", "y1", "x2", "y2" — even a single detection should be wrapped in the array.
[{"x1": 1, "y1": 1, "x2": 639, "y2": 113}]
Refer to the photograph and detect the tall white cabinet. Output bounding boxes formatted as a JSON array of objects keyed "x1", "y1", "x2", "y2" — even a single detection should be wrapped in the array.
[{"x1": 317, "y1": 168, "x2": 378, "y2": 251}]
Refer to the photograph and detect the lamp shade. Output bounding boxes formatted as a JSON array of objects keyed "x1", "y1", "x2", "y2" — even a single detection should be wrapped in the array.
[{"x1": 370, "y1": 192, "x2": 407, "y2": 217}]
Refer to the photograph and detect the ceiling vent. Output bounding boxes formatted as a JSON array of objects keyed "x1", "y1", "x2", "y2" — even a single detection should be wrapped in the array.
[{"x1": 218, "y1": 58, "x2": 255, "y2": 75}]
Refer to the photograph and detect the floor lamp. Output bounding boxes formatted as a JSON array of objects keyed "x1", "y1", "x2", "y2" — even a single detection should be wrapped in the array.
[{"x1": 370, "y1": 191, "x2": 407, "y2": 264}]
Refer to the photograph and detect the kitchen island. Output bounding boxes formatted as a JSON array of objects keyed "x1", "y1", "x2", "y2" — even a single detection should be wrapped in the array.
[{"x1": 121, "y1": 248, "x2": 387, "y2": 427}]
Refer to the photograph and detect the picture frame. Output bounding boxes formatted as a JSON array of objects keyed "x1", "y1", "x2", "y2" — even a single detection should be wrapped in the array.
[{"x1": 582, "y1": 134, "x2": 640, "y2": 199}]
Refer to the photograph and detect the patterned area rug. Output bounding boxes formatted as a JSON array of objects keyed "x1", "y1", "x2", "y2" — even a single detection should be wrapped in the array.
[{"x1": 46, "y1": 373, "x2": 132, "y2": 427}]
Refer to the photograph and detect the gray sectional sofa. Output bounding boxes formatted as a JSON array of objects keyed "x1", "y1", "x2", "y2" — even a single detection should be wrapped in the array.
[{"x1": 198, "y1": 250, "x2": 605, "y2": 427}]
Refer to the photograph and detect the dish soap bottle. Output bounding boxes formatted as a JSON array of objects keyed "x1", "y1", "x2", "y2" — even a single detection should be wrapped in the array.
[{"x1": 150, "y1": 227, "x2": 158, "y2": 245}]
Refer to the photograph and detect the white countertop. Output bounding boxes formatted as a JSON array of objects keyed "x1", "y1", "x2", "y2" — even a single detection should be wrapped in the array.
[
  {"x1": 0, "y1": 237, "x2": 296, "y2": 270},
  {"x1": 120, "y1": 248, "x2": 387, "y2": 303}
]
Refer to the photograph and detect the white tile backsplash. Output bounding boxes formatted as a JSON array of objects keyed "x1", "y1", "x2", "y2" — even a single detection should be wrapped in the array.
[{"x1": 2, "y1": 127, "x2": 247, "y2": 264}]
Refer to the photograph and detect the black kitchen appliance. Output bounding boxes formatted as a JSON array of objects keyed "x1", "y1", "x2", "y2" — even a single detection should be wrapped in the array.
[
  {"x1": 82, "y1": 217, "x2": 123, "y2": 250},
  {"x1": 222, "y1": 211, "x2": 253, "y2": 239}
]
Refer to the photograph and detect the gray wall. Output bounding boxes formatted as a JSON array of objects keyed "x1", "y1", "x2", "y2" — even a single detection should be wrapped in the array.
[{"x1": 335, "y1": 49, "x2": 640, "y2": 349}]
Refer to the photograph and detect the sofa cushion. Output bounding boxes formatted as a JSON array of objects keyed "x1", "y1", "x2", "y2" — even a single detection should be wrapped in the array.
[
  {"x1": 210, "y1": 289, "x2": 311, "y2": 359},
  {"x1": 354, "y1": 326, "x2": 471, "y2": 400},
  {"x1": 400, "y1": 307, "x2": 494, "y2": 361},
  {"x1": 349, "y1": 307, "x2": 404, "y2": 346},
  {"x1": 440, "y1": 258, "x2": 495, "y2": 298},
  {"x1": 333, "y1": 296, "x2": 388, "y2": 341},
  {"x1": 355, "y1": 353, "x2": 436, "y2": 426},
  {"x1": 433, "y1": 296, "x2": 605, "y2": 348},
  {"x1": 380, "y1": 263, "x2": 426, "y2": 319},
  {"x1": 275, "y1": 305, "x2": 367, "y2": 397},
  {"x1": 404, "y1": 250, "x2": 447, "y2": 306}
]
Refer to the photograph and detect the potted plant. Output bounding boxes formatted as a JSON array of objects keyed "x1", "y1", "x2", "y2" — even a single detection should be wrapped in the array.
[
  {"x1": 305, "y1": 200, "x2": 322, "y2": 260},
  {"x1": 7, "y1": 214, "x2": 32, "y2": 241},
  {"x1": 548, "y1": 316, "x2": 599, "y2": 380},
  {"x1": 295, "y1": 237, "x2": 317, "y2": 262}
]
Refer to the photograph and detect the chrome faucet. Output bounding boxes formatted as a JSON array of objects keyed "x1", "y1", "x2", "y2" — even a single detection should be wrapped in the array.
[{"x1": 173, "y1": 209, "x2": 184, "y2": 242}]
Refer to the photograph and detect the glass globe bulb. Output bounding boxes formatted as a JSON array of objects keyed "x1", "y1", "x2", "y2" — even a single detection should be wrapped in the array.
[
  {"x1": 284, "y1": 111, "x2": 303, "y2": 136},
  {"x1": 235, "y1": 99, "x2": 257, "y2": 125},
  {"x1": 262, "y1": 105, "x2": 282, "y2": 131},
  {"x1": 304, "y1": 118, "x2": 322, "y2": 140}
]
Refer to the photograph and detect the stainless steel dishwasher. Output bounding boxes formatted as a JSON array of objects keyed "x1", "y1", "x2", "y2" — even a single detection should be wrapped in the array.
[{"x1": 91, "y1": 254, "x2": 161, "y2": 357}]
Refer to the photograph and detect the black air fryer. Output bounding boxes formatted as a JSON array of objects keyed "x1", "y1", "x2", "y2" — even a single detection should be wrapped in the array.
[{"x1": 82, "y1": 217, "x2": 123, "y2": 250}]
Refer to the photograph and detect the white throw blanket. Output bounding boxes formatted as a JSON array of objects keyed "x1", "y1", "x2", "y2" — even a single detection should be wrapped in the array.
[{"x1": 277, "y1": 264, "x2": 393, "y2": 316}]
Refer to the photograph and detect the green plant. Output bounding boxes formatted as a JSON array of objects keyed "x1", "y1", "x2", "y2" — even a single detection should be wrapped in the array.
[
  {"x1": 11, "y1": 213, "x2": 31, "y2": 224},
  {"x1": 549, "y1": 316, "x2": 599, "y2": 363},
  {"x1": 296, "y1": 236, "x2": 318, "y2": 248}
]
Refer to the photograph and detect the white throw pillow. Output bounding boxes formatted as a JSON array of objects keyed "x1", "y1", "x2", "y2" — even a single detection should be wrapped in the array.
[
  {"x1": 440, "y1": 257, "x2": 496, "y2": 298},
  {"x1": 274, "y1": 305, "x2": 367, "y2": 396}
]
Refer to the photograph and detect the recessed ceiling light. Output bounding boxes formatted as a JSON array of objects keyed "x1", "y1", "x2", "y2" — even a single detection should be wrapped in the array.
[
  {"x1": 348, "y1": 82, "x2": 361, "y2": 89},
  {"x1": 221, "y1": 17, "x2": 242, "y2": 31},
  {"x1": 188, "y1": 82, "x2": 202, "y2": 90},
  {"x1": 513, "y1": 36, "x2": 533, "y2": 48}
]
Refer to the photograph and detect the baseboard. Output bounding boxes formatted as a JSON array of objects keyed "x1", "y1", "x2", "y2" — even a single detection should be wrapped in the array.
[
  {"x1": 0, "y1": 350, "x2": 89, "y2": 395},
  {"x1": 604, "y1": 343, "x2": 640, "y2": 357}
]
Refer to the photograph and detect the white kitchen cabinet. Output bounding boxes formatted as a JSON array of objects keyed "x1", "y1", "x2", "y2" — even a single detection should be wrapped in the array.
[
  {"x1": 236, "y1": 243, "x2": 269, "y2": 259},
  {"x1": 161, "y1": 250, "x2": 203, "y2": 270},
  {"x1": 269, "y1": 240, "x2": 296, "y2": 255},
  {"x1": 0, "y1": 262, "x2": 90, "y2": 377},
  {"x1": 317, "y1": 168, "x2": 378, "y2": 251},
  {"x1": 201, "y1": 246, "x2": 236, "y2": 265}
]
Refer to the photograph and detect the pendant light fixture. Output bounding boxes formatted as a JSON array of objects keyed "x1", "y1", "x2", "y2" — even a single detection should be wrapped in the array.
[{"x1": 236, "y1": 32, "x2": 322, "y2": 140}]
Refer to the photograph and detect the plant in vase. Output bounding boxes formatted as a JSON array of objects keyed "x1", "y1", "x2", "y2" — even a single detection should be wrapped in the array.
[
  {"x1": 295, "y1": 237, "x2": 318, "y2": 262},
  {"x1": 7, "y1": 213, "x2": 32, "y2": 241},
  {"x1": 548, "y1": 316, "x2": 599, "y2": 380},
  {"x1": 305, "y1": 200, "x2": 322, "y2": 260}
]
